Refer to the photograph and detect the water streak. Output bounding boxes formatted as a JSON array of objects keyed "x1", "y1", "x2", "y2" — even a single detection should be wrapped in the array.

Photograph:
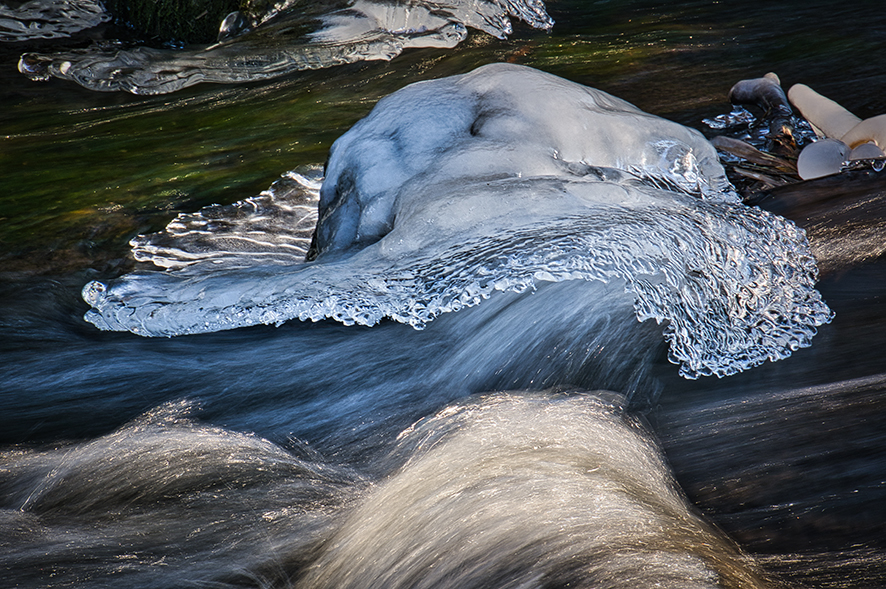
[
  {"x1": 0, "y1": 391, "x2": 770, "y2": 588},
  {"x1": 303, "y1": 391, "x2": 768, "y2": 588},
  {"x1": 0, "y1": 400, "x2": 358, "y2": 588}
]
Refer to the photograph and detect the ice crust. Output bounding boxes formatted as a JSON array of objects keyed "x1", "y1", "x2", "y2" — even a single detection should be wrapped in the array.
[
  {"x1": 0, "y1": 0, "x2": 108, "y2": 42},
  {"x1": 17, "y1": 0, "x2": 553, "y2": 94},
  {"x1": 129, "y1": 169, "x2": 323, "y2": 270},
  {"x1": 314, "y1": 63, "x2": 735, "y2": 257},
  {"x1": 83, "y1": 64, "x2": 833, "y2": 379}
]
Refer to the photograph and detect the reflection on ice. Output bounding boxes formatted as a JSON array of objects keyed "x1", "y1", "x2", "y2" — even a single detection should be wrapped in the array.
[
  {"x1": 0, "y1": 0, "x2": 107, "y2": 42},
  {"x1": 130, "y1": 168, "x2": 323, "y2": 270},
  {"x1": 83, "y1": 64, "x2": 832, "y2": 379},
  {"x1": 17, "y1": 0, "x2": 553, "y2": 94}
]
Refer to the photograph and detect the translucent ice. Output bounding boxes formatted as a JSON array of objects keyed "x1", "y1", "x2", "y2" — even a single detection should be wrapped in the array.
[
  {"x1": 797, "y1": 138, "x2": 848, "y2": 180},
  {"x1": 0, "y1": 0, "x2": 107, "y2": 42},
  {"x1": 130, "y1": 168, "x2": 323, "y2": 270},
  {"x1": 83, "y1": 64, "x2": 832, "y2": 379},
  {"x1": 18, "y1": 0, "x2": 553, "y2": 94}
]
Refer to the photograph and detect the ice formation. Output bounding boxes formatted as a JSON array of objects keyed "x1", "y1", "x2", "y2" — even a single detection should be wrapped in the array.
[
  {"x1": 0, "y1": 0, "x2": 107, "y2": 42},
  {"x1": 83, "y1": 64, "x2": 833, "y2": 378},
  {"x1": 17, "y1": 0, "x2": 553, "y2": 94}
]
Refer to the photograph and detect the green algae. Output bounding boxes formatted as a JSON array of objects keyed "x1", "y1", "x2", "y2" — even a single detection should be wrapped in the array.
[
  {"x1": 0, "y1": 69, "x2": 372, "y2": 271},
  {"x1": 102, "y1": 0, "x2": 241, "y2": 44}
]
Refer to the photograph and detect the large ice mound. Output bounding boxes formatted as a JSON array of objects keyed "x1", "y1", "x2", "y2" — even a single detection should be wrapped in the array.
[{"x1": 83, "y1": 64, "x2": 833, "y2": 378}]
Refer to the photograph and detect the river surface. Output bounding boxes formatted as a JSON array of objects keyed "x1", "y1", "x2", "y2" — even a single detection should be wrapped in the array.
[{"x1": 1, "y1": 1, "x2": 885, "y2": 588}]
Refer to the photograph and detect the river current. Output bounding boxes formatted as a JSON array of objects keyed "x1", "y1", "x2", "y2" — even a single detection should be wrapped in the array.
[{"x1": 1, "y1": 1, "x2": 885, "y2": 588}]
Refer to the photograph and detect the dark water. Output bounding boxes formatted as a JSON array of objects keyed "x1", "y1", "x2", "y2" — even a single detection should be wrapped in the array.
[{"x1": 2, "y1": 1, "x2": 886, "y2": 587}]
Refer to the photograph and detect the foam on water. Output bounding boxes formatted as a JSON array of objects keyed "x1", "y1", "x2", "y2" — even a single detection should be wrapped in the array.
[{"x1": 82, "y1": 64, "x2": 832, "y2": 379}]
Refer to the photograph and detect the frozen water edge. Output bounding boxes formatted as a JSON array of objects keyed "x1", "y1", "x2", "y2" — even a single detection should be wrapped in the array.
[
  {"x1": 82, "y1": 171, "x2": 831, "y2": 379},
  {"x1": 0, "y1": 0, "x2": 107, "y2": 42},
  {"x1": 128, "y1": 168, "x2": 324, "y2": 271},
  {"x1": 83, "y1": 64, "x2": 833, "y2": 379},
  {"x1": 17, "y1": 0, "x2": 554, "y2": 94}
]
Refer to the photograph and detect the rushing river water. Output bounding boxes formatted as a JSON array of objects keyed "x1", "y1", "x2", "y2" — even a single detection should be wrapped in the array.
[{"x1": 2, "y1": 1, "x2": 886, "y2": 588}]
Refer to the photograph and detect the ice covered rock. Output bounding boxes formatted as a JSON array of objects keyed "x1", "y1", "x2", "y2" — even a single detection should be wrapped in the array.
[
  {"x1": 313, "y1": 63, "x2": 734, "y2": 257},
  {"x1": 84, "y1": 64, "x2": 832, "y2": 379}
]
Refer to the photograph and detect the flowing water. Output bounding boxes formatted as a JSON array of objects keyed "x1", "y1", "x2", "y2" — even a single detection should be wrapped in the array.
[{"x1": 1, "y1": 1, "x2": 885, "y2": 588}]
